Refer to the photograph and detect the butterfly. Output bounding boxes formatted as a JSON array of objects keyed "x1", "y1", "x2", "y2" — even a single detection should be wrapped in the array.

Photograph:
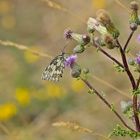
[{"x1": 41, "y1": 52, "x2": 67, "y2": 82}]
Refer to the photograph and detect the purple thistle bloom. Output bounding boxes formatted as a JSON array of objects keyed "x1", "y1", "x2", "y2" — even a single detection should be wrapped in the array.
[
  {"x1": 65, "y1": 55, "x2": 77, "y2": 68},
  {"x1": 136, "y1": 55, "x2": 140, "y2": 64},
  {"x1": 64, "y1": 29, "x2": 73, "y2": 39},
  {"x1": 137, "y1": 34, "x2": 140, "y2": 43}
]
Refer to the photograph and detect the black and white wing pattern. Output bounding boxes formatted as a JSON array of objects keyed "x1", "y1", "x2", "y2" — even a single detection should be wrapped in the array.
[{"x1": 41, "y1": 53, "x2": 67, "y2": 82}]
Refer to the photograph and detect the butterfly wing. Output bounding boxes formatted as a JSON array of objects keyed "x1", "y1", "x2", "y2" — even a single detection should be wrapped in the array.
[{"x1": 41, "y1": 54, "x2": 66, "y2": 82}]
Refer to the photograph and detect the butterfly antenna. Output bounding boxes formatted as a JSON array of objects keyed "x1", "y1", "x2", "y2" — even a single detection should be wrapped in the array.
[{"x1": 61, "y1": 41, "x2": 70, "y2": 53}]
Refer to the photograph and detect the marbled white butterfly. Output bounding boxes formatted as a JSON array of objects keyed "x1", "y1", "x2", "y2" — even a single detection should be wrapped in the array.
[{"x1": 41, "y1": 52, "x2": 67, "y2": 82}]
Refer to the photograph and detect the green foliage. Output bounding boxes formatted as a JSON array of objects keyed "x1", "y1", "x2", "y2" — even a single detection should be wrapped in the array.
[
  {"x1": 88, "y1": 89, "x2": 95, "y2": 94},
  {"x1": 132, "y1": 88, "x2": 140, "y2": 95},
  {"x1": 120, "y1": 100, "x2": 133, "y2": 119},
  {"x1": 113, "y1": 64, "x2": 125, "y2": 72},
  {"x1": 109, "y1": 125, "x2": 140, "y2": 139}
]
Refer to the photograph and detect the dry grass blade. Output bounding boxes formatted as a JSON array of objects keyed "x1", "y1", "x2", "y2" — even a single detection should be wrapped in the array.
[
  {"x1": 91, "y1": 75, "x2": 131, "y2": 99},
  {"x1": 0, "y1": 40, "x2": 52, "y2": 59},
  {"x1": 52, "y1": 121, "x2": 111, "y2": 140},
  {"x1": 42, "y1": 0, "x2": 67, "y2": 12},
  {"x1": 115, "y1": 0, "x2": 130, "y2": 13},
  {"x1": 42, "y1": 0, "x2": 85, "y2": 23}
]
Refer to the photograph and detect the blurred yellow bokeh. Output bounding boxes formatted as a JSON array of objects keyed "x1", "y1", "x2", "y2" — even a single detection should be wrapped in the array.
[
  {"x1": 16, "y1": 88, "x2": 30, "y2": 106},
  {"x1": 1, "y1": 15, "x2": 16, "y2": 30},
  {"x1": 71, "y1": 79, "x2": 85, "y2": 93},
  {"x1": 0, "y1": 103, "x2": 17, "y2": 121},
  {"x1": 0, "y1": 1, "x2": 12, "y2": 14},
  {"x1": 92, "y1": 0, "x2": 106, "y2": 9},
  {"x1": 24, "y1": 49, "x2": 40, "y2": 63},
  {"x1": 46, "y1": 83, "x2": 66, "y2": 99}
]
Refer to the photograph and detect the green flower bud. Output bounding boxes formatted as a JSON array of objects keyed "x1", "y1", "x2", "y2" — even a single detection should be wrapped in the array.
[
  {"x1": 87, "y1": 26, "x2": 95, "y2": 33},
  {"x1": 103, "y1": 34, "x2": 117, "y2": 49},
  {"x1": 128, "y1": 58, "x2": 135, "y2": 66},
  {"x1": 130, "y1": 23, "x2": 138, "y2": 31},
  {"x1": 129, "y1": 1, "x2": 140, "y2": 25},
  {"x1": 82, "y1": 68, "x2": 89, "y2": 74},
  {"x1": 94, "y1": 36, "x2": 106, "y2": 46},
  {"x1": 96, "y1": 9, "x2": 120, "y2": 38},
  {"x1": 71, "y1": 63, "x2": 81, "y2": 78},
  {"x1": 130, "y1": 1, "x2": 139, "y2": 11},
  {"x1": 71, "y1": 33, "x2": 90, "y2": 45},
  {"x1": 105, "y1": 23, "x2": 120, "y2": 39},
  {"x1": 73, "y1": 44, "x2": 85, "y2": 53},
  {"x1": 87, "y1": 17, "x2": 108, "y2": 35}
]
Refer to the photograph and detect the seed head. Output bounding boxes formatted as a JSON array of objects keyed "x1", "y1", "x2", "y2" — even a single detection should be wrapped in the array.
[{"x1": 130, "y1": 1, "x2": 139, "y2": 11}]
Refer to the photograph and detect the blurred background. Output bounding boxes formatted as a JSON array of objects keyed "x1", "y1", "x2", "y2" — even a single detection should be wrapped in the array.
[{"x1": 0, "y1": 0, "x2": 140, "y2": 139}]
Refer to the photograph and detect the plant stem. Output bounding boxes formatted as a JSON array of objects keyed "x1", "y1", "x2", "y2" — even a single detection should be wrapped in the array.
[
  {"x1": 117, "y1": 40, "x2": 136, "y2": 89},
  {"x1": 123, "y1": 31, "x2": 134, "y2": 51},
  {"x1": 81, "y1": 78, "x2": 137, "y2": 132},
  {"x1": 93, "y1": 43, "x2": 124, "y2": 68},
  {"x1": 116, "y1": 39, "x2": 140, "y2": 131},
  {"x1": 136, "y1": 75, "x2": 140, "y2": 89}
]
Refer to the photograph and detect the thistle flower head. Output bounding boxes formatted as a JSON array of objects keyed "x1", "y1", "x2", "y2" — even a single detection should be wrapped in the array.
[
  {"x1": 87, "y1": 17, "x2": 108, "y2": 35},
  {"x1": 137, "y1": 34, "x2": 140, "y2": 43},
  {"x1": 130, "y1": 1, "x2": 139, "y2": 11},
  {"x1": 96, "y1": 9, "x2": 120, "y2": 38},
  {"x1": 65, "y1": 55, "x2": 77, "y2": 67},
  {"x1": 64, "y1": 29, "x2": 90, "y2": 45},
  {"x1": 96, "y1": 9, "x2": 111, "y2": 26},
  {"x1": 71, "y1": 33, "x2": 90, "y2": 45},
  {"x1": 73, "y1": 44, "x2": 85, "y2": 54},
  {"x1": 129, "y1": 1, "x2": 140, "y2": 25},
  {"x1": 103, "y1": 34, "x2": 116, "y2": 49},
  {"x1": 134, "y1": 52, "x2": 140, "y2": 72},
  {"x1": 82, "y1": 35, "x2": 90, "y2": 45},
  {"x1": 136, "y1": 55, "x2": 140, "y2": 65},
  {"x1": 64, "y1": 29, "x2": 73, "y2": 39}
]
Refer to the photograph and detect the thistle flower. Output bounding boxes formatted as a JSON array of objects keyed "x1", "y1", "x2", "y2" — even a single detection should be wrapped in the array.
[
  {"x1": 96, "y1": 9, "x2": 120, "y2": 38},
  {"x1": 64, "y1": 29, "x2": 90, "y2": 46},
  {"x1": 103, "y1": 34, "x2": 118, "y2": 49},
  {"x1": 136, "y1": 55, "x2": 140, "y2": 65},
  {"x1": 71, "y1": 33, "x2": 90, "y2": 46},
  {"x1": 65, "y1": 55, "x2": 77, "y2": 68},
  {"x1": 73, "y1": 44, "x2": 85, "y2": 53},
  {"x1": 65, "y1": 55, "x2": 81, "y2": 78},
  {"x1": 130, "y1": 23, "x2": 137, "y2": 31},
  {"x1": 96, "y1": 9, "x2": 111, "y2": 26},
  {"x1": 94, "y1": 36, "x2": 106, "y2": 46},
  {"x1": 64, "y1": 29, "x2": 73, "y2": 39},
  {"x1": 129, "y1": 1, "x2": 140, "y2": 26},
  {"x1": 135, "y1": 53, "x2": 140, "y2": 72},
  {"x1": 87, "y1": 17, "x2": 108, "y2": 35},
  {"x1": 137, "y1": 34, "x2": 140, "y2": 43},
  {"x1": 71, "y1": 63, "x2": 81, "y2": 78}
]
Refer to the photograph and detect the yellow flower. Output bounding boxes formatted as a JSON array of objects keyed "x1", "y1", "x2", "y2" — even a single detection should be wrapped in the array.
[
  {"x1": 0, "y1": 103, "x2": 17, "y2": 121},
  {"x1": 24, "y1": 48, "x2": 40, "y2": 63},
  {"x1": 1, "y1": 15, "x2": 16, "y2": 29},
  {"x1": 71, "y1": 79, "x2": 85, "y2": 93},
  {"x1": 0, "y1": 1, "x2": 11, "y2": 14},
  {"x1": 46, "y1": 83, "x2": 66, "y2": 99},
  {"x1": 92, "y1": 0, "x2": 106, "y2": 9},
  {"x1": 16, "y1": 88, "x2": 30, "y2": 106}
]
